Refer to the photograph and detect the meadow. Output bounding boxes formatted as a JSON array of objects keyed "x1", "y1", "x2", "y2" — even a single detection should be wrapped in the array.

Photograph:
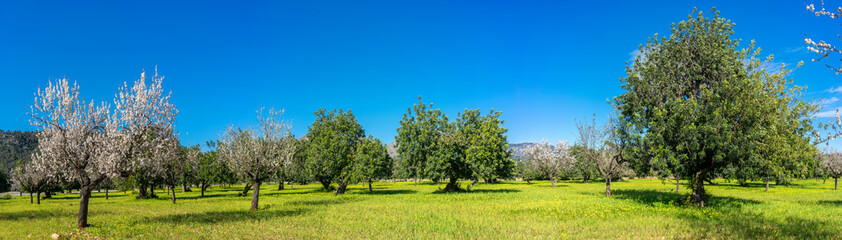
[{"x1": 1, "y1": 179, "x2": 840, "y2": 239}]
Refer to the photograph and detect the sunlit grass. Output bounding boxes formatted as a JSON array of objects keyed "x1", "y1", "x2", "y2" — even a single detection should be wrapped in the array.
[{"x1": 1, "y1": 179, "x2": 840, "y2": 239}]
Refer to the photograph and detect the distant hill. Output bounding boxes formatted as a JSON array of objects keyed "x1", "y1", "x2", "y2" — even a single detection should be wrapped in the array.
[{"x1": 0, "y1": 130, "x2": 38, "y2": 174}]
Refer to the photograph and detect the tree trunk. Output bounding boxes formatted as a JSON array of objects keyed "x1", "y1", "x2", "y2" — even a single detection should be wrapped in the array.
[
  {"x1": 36, "y1": 191, "x2": 41, "y2": 204},
  {"x1": 150, "y1": 185, "x2": 156, "y2": 198},
  {"x1": 320, "y1": 181, "x2": 331, "y2": 190},
  {"x1": 765, "y1": 180, "x2": 770, "y2": 192},
  {"x1": 77, "y1": 187, "x2": 91, "y2": 228},
  {"x1": 44, "y1": 190, "x2": 52, "y2": 199},
  {"x1": 444, "y1": 177, "x2": 460, "y2": 192},
  {"x1": 250, "y1": 181, "x2": 261, "y2": 211},
  {"x1": 550, "y1": 174, "x2": 556, "y2": 188},
  {"x1": 368, "y1": 180, "x2": 373, "y2": 192},
  {"x1": 606, "y1": 177, "x2": 612, "y2": 197},
  {"x1": 182, "y1": 183, "x2": 191, "y2": 192},
  {"x1": 525, "y1": 179, "x2": 531, "y2": 184},
  {"x1": 170, "y1": 186, "x2": 176, "y2": 204},
  {"x1": 138, "y1": 186, "x2": 148, "y2": 199},
  {"x1": 583, "y1": 175, "x2": 589, "y2": 184},
  {"x1": 675, "y1": 176, "x2": 680, "y2": 194},
  {"x1": 835, "y1": 177, "x2": 839, "y2": 190},
  {"x1": 278, "y1": 181, "x2": 284, "y2": 190},
  {"x1": 241, "y1": 183, "x2": 252, "y2": 197},
  {"x1": 105, "y1": 189, "x2": 109, "y2": 200},
  {"x1": 335, "y1": 180, "x2": 348, "y2": 195},
  {"x1": 200, "y1": 183, "x2": 206, "y2": 196},
  {"x1": 690, "y1": 169, "x2": 709, "y2": 207},
  {"x1": 29, "y1": 192, "x2": 33, "y2": 203}
]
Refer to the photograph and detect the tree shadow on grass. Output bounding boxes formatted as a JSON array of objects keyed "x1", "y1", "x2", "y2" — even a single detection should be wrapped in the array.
[
  {"x1": 262, "y1": 189, "x2": 323, "y2": 197},
  {"x1": 431, "y1": 188, "x2": 521, "y2": 194},
  {"x1": 817, "y1": 200, "x2": 842, "y2": 206},
  {"x1": 284, "y1": 198, "x2": 358, "y2": 206},
  {"x1": 141, "y1": 208, "x2": 309, "y2": 225},
  {"x1": 612, "y1": 189, "x2": 759, "y2": 209},
  {"x1": 611, "y1": 189, "x2": 837, "y2": 238},
  {"x1": 679, "y1": 209, "x2": 837, "y2": 239},
  {"x1": 354, "y1": 189, "x2": 417, "y2": 195}
]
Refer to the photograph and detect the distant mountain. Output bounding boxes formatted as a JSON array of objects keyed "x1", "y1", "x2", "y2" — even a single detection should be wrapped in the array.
[
  {"x1": 509, "y1": 142, "x2": 539, "y2": 160},
  {"x1": 0, "y1": 130, "x2": 38, "y2": 174}
]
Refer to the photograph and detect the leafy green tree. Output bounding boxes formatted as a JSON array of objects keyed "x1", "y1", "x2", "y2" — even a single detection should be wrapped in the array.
[
  {"x1": 396, "y1": 97, "x2": 449, "y2": 186},
  {"x1": 460, "y1": 109, "x2": 515, "y2": 183},
  {"x1": 615, "y1": 9, "x2": 818, "y2": 206},
  {"x1": 305, "y1": 108, "x2": 365, "y2": 194},
  {"x1": 354, "y1": 135, "x2": 393, "y2": 191},
  {"x1": 569, "y1": 145, "x2": 599, "y2": 183}
]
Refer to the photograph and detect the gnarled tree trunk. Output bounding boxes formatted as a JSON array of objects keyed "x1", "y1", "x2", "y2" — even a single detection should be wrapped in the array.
[
  {"x1": 241, "y1": 183, "x2": 252, "y2": 197},
  {"x1": 605, "y1": 177, "x2": 612, "y2": 197},
  {"x1": 77, "y1": 186, "x2": 91, "y2": 228},
  {"x1": 690, "y1": 168, "x2": 710, "y2": 207},
  {"x1": 444, "y1": 177, "x2": 460, "y2": 192},
  {"x1": 278, "y1": 181, "x2": 284, "y2": 190},
  {"x1": 169, "y1": 186, "x2": 176, "y2": 204},
  {"x1": 335, "y1": 180, "x2": 348, "y2": 195},
  {"x1": 250, "y1": 181, "x2": 261, "y2": 211}
]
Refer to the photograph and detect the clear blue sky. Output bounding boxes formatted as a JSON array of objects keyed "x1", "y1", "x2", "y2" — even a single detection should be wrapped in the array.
[{"x1": 2, "y1": 0, "x2": 842, "y2": 147}]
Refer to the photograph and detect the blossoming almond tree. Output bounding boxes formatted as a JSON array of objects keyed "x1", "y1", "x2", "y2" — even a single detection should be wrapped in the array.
[
  {"x1": 106, "y1": 69, "x2": 178, "y2": 199},
  {"x1": 29, "y1": 78, "x2": 111, "y2": 228},
  {"x1": 219, "y1": 108, "x2": 295, "y2": 211},
  {"x1": 523, "y1": 140, "x2": 573, "y2": 188},
  {"x1": 820, "y1": 149, "x2": 842, "y2": 190}
]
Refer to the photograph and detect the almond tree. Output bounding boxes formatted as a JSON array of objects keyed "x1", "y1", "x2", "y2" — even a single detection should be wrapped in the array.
[
  {"x1": 219, "y1": 108, "x2": 295, "y2": 211},
  {"x1": 11, "y1": 160, "x2": 51, "y2": 204},
  {"x1": 805, "y1": 2, "x2": 842, "y2": 74},
  {"x1": 820, "y1": 149, "x2": 842, "y2": 190},
  {"x1": 106, "y1": 69, "x2": 178, "y2": 199},
  {"x1": 523, "y1": 140, "x2": 573, "y2": 188},
  {"x1": 29, "y1": 78, "x2": 112, "y2": 228}
]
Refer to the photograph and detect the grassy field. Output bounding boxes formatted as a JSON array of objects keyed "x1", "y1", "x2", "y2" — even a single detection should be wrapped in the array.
[{"x1": 1, "y1": 179, "x2": 841, "y2": 239}]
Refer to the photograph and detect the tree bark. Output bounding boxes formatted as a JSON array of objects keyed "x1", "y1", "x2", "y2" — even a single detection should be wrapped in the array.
[
  {"x1": 368, "y1": 180, "x2": 373, "y2": 192},
  {"x1": 77, "y1": 187, "x2": 91, "y2": 228},
  {"x1": 105, "y1": 189, "x2": 109, "y2": 200},
  {"x1": 675, "y1": 176, "x2": 680, "y2": 194},
  {"x1": 44, "y1": 190, "x2": 52, "y2": 199},
  {"x1": 606, "y1": 177, "x2": 612, "y2": 197},
  {"x1": 250, "y1": 181, "x2": 261, "y2": 211},
  {"x1": 335, "y1": 180, "x2": 348, "y2": 195},
  {"x1": 550, "y1": 174, "x2": 556, "y2": 188},
  {"x1": 320, "y1": 181, "x2": 331, "y2": 190},
  {"x1": 241, "y1": 183, "x2": 252, "y2": 197},
  {"x1": 29, "y1": 192, "x2": 33, "y2": 204},
  {"x1": 690, "y1": 168, "x2": 710, "y2": 207},
  {"x1": 200, "y1": 182, "x2": 207, "y2": 196},
  {"x1": 835, "y1": 177, "x2": 838, "y2": 190},
  {"x1": 444, "y1": 177, "x2": 460, "y2": 192},
  {"x1": 36, "y1": 191, "x2": 40, "y2": 204},
  {"x1": 765, "y1": 180, "x2": 769, "y2": 192},
  {"x1": 278, "y1": 181, "x2": 284, "y2": 190},
  {"x1": 182, "y1": 183, "x2": 191, "y2": 192},
  {"x1": 583, "y1": 175, "x2": 590, "y2": 184},
  {"x1": 169, "y1": 186, "x2": 176, "y2": 204}
]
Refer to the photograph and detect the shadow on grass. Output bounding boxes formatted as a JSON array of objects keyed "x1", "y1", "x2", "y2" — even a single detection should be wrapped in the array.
[
  {"x1": 817, "y1": 200, "x2": 842, "y2": 206},
  {"x1": 612, "y1": 189, "x2": 759, "y2": 208},
  {"x1": 432, "y1": 188, "x2": 521, "y2": 194},
  {"x1": 680, "y1": 209, "x2": 836, "y2": 239},
  {"x1": 354, "y1": 189, "x2": 417, "y2": 195},
  {"x1": 612, "y1": 189, "x2": 837, "y2": 238},
  {"x1": 0, "y1": 209, "x2": 62, "y2": 221},
  {"x1": 141, "y1": 208, "x2": 308, "y2": 225},
  {"x1": 285, "y1": 198, "x2": 358, "y2": 206}
]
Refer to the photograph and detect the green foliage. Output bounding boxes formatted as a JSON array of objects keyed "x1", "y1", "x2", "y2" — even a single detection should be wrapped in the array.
[
  {"x1": 395, "y1": 97, "x2": 449, "y2": 181},
  {"x1": 570, "y1": 145, "x2": 600, "y2": 182},
  {"x1": 353, "y1": 135, "x2": 393, "y2": 189},
  {"x1": 304, "y1": 108, "x2": 365, "y2": 192},
  {"x1": 615, "y1": 8, "x2": 818, "y2": 205},
  {"x1": 460, "y1": 109, "x2": 515, "y2": 182},
  {"x1": 0, "y1": 130, "x2": 37, "y2": 175}
]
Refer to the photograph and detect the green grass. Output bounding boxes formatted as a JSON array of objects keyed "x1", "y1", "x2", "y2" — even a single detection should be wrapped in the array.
[{"x1": 1, "y1": 179, "x2": 841, "y2": 239}]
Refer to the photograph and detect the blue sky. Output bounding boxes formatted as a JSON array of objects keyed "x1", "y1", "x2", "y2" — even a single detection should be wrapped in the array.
[{"x1": 2, "y1": 0, "x2": 842, "y2": 147}]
